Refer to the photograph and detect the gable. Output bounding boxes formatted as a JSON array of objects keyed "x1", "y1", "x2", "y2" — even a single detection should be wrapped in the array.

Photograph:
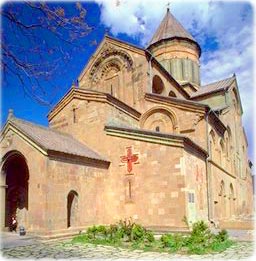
[
  {"x1": 228, "y1": 82, "x2": 243, "y2": 115},
  {"x1": 78, "y1": 35, "x2": 145, "y2": 88},
  {"x1": 1, "y1": 118, "x2": 109, "y2": 165},
  {"x1": 77, "y1": 36, "x2": 147, "y2": 109}
]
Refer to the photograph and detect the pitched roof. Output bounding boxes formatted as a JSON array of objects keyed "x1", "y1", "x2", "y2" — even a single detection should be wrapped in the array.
[
  {"x1": 191, "y1": 75, "x2": 236, "y2": 98},
  {"x1": 148, "y1": 8, "x2": 198, "y2": 48},
  {"x1": 7, "y1": 117, "x2": 108, "y2": 162}
]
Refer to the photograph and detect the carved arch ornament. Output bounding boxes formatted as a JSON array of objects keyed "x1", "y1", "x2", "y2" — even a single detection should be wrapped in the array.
[
  {"x1": 89, "y1": 44, "x2": 133, "y2": 83},
  {"x1": 140, "y1": 106, "x2": 179, "y2": 133},
  {"x1": 98, "y1": 58, "x2": 122, "y2": 79}
]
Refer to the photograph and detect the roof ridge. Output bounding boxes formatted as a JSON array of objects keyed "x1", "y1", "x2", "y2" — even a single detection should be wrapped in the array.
[
  {"x1": 105, "y1": 35, "x2": 144, "y2": 51},
  {"x1": 202, "y1": 75, "x2": 235, "y2": 88}
]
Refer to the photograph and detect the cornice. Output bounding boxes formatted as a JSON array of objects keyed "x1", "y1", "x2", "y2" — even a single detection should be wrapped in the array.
[
  {"x1": 145, "y1": 93, "x2": 206, "y2": 113},
  {"x1": 48, "y1": 88, "x2": 141, "y2": 122},
  {"x1": 105, "y1": 125, "x2": 208, "y2": 158}
]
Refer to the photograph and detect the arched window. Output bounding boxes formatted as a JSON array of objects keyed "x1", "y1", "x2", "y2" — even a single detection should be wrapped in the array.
[
  {"x1": 103, "y1": 64, "x2": 120, "y2": 98},
  {"x1": 209, "y1": 130, "x2": 216, "y2": 159},
  {"x1": 229, "y1": 183, "x2": 235, "y2": 217},
  {"x1": 219, "y1": 180, "x2": 225, "y2": 196},
  {"x1": 225, "y1": 126, "x2": 232, "y2": 158},
  {"x1": 229, "y1": 183, "x2": 234, "y2": 199},
  {"x1": 220, "y1": 139, "x2": 225, "y2": 154},
  {"x1": 168, "y1": 91, "x2": 176, "y2": 97},
  {"x1": 152, "y1": 75, "x2": 164, "y2": 94},
  {"x1": 218, "y1": 180, "x2": 227, "y2": 219},
  {"x1": 232, "y1": 89, "x2": 240, "y2": 115},
  {"x1": 155, "y1": 126, "x2": 160, "y2": 132},
  {"x1": 220, "y1": 139, "x2": 225, "y2": 166}
]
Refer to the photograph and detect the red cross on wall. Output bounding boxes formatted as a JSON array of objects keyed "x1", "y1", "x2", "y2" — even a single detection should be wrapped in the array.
[{"x1": 120, "y1": 147, "x2": 139, "y2": 173}]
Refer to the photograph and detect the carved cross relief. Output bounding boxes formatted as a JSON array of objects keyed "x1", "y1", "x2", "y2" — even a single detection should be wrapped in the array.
[{"x1": 120, "y1": 146, "x2": 139, "y2": 174}]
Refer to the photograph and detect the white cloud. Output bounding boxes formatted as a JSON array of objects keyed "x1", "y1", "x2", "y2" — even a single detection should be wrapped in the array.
[{"x1": 94, "y1": 0, "x2": 254, "y2": 158}]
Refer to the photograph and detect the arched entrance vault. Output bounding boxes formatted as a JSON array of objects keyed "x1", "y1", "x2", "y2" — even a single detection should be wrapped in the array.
[{"x1": 1, "y1": 151, "x2": 29, "y2": 230}]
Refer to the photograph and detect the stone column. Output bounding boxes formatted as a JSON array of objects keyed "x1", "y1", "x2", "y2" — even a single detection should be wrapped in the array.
[{"x1": 0, "y1": 182, "x2": 7, "y2": 230}]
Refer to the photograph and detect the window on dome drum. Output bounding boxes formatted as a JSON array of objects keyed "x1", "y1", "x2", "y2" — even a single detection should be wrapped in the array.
[
  {"x1": 168, "y1": 91, "x2": 176, "y2": 97},
  {"x1": 155, "y1": 126, "x2": 160, "y2": 132},
  {"x1": 152, "y1": 75, "x2": 164, "y2": 94}
]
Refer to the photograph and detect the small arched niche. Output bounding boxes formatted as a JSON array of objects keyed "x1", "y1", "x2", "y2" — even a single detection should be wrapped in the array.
[
  {"x1": 152, "y1": 75, "x2": 164, "y2": 94},
  {"x1": 140, "y1": 107, "x2": 178, "y2": 134}
]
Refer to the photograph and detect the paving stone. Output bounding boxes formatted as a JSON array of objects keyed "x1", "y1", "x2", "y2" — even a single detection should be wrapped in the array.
[{"x1": 2, "y1": 240, "x2": 255, "y2": 260}]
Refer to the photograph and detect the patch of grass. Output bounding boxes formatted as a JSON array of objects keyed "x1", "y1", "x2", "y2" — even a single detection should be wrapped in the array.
[
  {"x1": 71, "y1": 220, "x2": 234, "y2": 255},
  {"x1": 210, "y1": 239, "x2": 233, "y2": 252}
]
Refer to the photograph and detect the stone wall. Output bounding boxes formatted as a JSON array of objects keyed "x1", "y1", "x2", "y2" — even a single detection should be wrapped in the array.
[
  {"x1": 0, "y1": 129, "x2": 48, "y2": 233},
  {"x1": 102, "y1": 133, "x2": 187, "y2": 229},
  {"x1": 45, "y1": 158, "x2": 107, "y2": 233}
]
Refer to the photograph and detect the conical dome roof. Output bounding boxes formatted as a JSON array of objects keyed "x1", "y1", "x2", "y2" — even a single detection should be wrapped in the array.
[{"x1": 148, "y1": 8, "x2": 200, "y2": 53}]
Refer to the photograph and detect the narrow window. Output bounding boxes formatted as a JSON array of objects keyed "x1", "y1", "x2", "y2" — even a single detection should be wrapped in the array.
[
  {"x1": 188, "y1": 192, "x2": 195, "y2": 203},
  {"x1": 72, "y1": 108, "x2": 76, "y2": 123},
  {"x1": 155, "y1": 126, "x2": 160, "y2": 132},
  {"x1": 125, "y1": 178, "x2": 133, "y2": 202},
  {"x1": 128, "y1": 180, "x2": 132, "y2": 199}
]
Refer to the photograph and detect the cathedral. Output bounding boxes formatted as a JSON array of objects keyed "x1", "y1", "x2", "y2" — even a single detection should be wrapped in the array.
[{"x1": 0, "y1": 8, "x2": 253, "y2": 236}]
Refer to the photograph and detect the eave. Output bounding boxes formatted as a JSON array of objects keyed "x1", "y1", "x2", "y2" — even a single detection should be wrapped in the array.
[
  {"x1": 147, "y1": 36, "x2": 201, "y2": 57},
  {"x1": 105, "y1": 125, "x2": 208, "y2": 159},
  {"x1": 145, "y1": 93, "x2": 206, "y2": 113}
]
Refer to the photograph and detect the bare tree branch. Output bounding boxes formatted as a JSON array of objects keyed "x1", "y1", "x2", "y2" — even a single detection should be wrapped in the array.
[{"x1": 1, "y1": 1, "x2": 93, "y2": 106}]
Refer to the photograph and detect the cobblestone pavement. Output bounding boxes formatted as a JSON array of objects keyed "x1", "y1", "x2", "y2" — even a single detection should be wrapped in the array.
[{"x1": 1, "y1": 240, "x2": 255, "y2": 260}]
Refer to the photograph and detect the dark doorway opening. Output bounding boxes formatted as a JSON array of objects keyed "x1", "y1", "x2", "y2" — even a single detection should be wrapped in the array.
[
  {"x1": 67, "y1": 190, "x2": 78, "y2": 228},
  {"x1": 2, "y1": 152, "x2": 29, "y2": 230}
]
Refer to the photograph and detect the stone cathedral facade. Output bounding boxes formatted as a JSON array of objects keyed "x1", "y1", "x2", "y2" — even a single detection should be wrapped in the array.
[{"x1": 0, "y1": 9, "x2": 253, "y2": 236}]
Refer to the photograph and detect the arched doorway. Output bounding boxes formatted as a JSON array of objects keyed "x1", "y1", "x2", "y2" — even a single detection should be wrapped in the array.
[
  {"x1": 67, "y1": 190, "x2": 79, "y2": 228},
  {"x1": 1, "y1": 151, "x2": 29, "y2": 230}
]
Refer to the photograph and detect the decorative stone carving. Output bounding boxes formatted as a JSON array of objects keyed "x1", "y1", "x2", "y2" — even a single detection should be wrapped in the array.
[
  {"x1": 120, "y1": 147, "x2": 139, "y2": 174},
  {"x1": 89, "y1": 44, "x2": 133, "y2": 83},
  {"x1": 1, "y1": 133, "x2": 14, "y2": 148},
  {"x1": 192, "y1": 113, "x2": 204, "y2": 127}
]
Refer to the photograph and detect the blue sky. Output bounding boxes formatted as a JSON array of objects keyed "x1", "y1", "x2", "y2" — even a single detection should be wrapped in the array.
[{"x1": 1, "y1": 0, "x2": 254, "y2": 160}]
